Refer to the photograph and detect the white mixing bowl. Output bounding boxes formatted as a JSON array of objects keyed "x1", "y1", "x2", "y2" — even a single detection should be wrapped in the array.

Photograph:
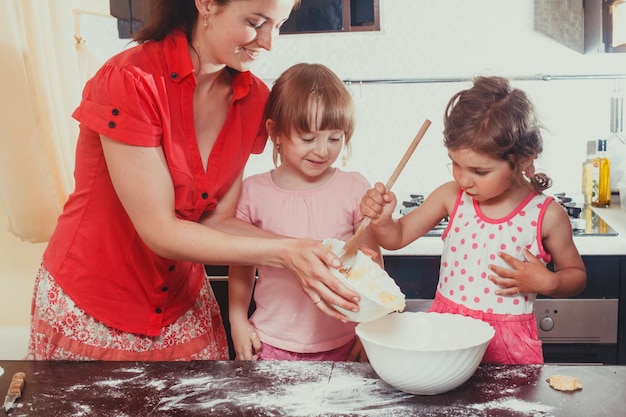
[{"x1": 356, "y1": 311, "x2": 495, "y2": 395}]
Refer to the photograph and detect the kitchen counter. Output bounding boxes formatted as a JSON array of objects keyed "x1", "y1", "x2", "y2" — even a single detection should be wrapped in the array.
[
  {"x1": 1, "y1": 360, "x2": 625, "y2": 416},
  {"x1": 383, "y1": 203, "x2": 626, "y2": 256}
]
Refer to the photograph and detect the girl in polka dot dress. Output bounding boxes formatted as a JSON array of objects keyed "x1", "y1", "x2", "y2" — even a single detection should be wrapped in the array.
[{"x1": 360, "y1": 76, "x2": 586, "y2": 364}]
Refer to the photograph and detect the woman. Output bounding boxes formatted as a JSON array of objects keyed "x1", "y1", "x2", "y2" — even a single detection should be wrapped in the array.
[{"x1": 27, "y1": 0, "x2": 359, "y2": 361}]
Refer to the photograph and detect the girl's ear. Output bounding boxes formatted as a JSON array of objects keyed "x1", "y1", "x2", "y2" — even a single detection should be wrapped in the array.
[
  {"x1": 266, "y1": 119, "x2": 277, "y2": 142},
  {"x1": 266, "y1": 119, "x2": 281, "y2": 168}
]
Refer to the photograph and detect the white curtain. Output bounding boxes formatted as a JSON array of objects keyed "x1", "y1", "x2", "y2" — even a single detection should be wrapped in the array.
[{"x1": 0, "y1": 0, "x2": 91, "y2": 242}]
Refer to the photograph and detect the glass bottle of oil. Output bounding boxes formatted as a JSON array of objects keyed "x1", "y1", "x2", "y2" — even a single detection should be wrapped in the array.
[
  {"x1": 581, "y1": 140, "x2": 596, "y2": 206},
  {"x1": 592, "y1": 139, "x2": 611, "y2": 208}
]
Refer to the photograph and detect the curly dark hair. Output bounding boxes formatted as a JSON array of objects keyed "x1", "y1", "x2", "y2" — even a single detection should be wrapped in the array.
[{"x1": 443, "y1": 76, "x2": 551, "y2": 193}]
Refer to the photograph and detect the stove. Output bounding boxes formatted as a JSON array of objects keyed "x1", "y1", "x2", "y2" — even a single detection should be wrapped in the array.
[
  {"x1": 400, "y1": 193, "x2": 618, "y2": 237},
  {"x1": 400, "y1": 195, "x2": 448, "y2": 236},
  {"x1": 554, "y1": 193, "x2": 618, "y2": 236}
]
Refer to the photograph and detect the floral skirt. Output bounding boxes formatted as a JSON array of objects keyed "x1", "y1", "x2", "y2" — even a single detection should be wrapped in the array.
[{"x1": 27, "y1": 263, "x2": 229, "y2": 361}]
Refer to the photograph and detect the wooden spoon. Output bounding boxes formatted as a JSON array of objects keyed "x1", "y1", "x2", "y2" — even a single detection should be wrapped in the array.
[{"x1": 340, "y1": 119, "x2": 432, "y2": 264}]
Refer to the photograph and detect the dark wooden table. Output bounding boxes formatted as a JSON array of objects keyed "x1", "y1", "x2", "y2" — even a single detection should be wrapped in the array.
[{"x1": 1, "y1": 360, "x2": 624, "y2": 416}]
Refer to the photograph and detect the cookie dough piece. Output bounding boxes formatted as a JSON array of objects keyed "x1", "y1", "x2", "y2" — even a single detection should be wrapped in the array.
[{"x1": 546, "y1": 375, "x2": 583, "y2": 391}]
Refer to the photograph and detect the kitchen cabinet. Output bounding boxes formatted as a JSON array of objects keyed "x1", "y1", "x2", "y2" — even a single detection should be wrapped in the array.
[
  {"x1": 109, "y1": 0, "x2": 148, "y2": 38},
  {"x1": 382, "y1": 254, "x2": 623, "y2": 299},
  {"x1": 617, "y1": 256, "x2": 626, "y2": 365},
  {"x1": 535, "y1": 0, "x2": 626, "y2": 54}
]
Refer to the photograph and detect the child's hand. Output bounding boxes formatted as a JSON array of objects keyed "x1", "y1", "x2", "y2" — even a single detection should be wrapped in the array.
[
  {"x1": 360, "y1": 182, "x2": 396, "y2": 222},
  {"x1": 488, "y1": 249, "x2": 557, "y2": 295},
  {"x1": 231, "y1": 321, "x2": 262, "y2": 360}
]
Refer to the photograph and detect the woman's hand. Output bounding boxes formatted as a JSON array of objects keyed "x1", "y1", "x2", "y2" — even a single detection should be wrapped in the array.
[
  {"x1": 282, "y1": 238, "x2": 360, "y2": 322},
  {"x1": 230, "y1": 320, "x2": 262, "y2": 360}
]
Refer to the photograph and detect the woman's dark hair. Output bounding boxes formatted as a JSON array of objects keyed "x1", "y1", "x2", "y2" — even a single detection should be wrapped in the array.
[
  {"x1": 134, "y1": 0, "x2": 301, "y2": 44},
  {"x1": 443, "y1": 76, "x2": 551, "y2": 193},
  {"x1": 134, "y1": 0, "x2": 207, "y2": 44}
]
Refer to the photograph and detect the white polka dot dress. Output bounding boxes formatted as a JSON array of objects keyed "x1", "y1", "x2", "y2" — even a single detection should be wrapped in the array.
[{"x1": 438, "y1": 190, "x2": 553, "y2": 315}]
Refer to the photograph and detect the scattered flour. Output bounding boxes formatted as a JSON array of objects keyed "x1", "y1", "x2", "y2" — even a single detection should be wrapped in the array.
[
  {"x1": 470, "y1": 397, "x2": 554, "y2": 415},
  {"x1": 95, "y1": 378, "x2": 128, "y2": 388},
  {"x1": 68, "y1": 403, "x2": 93, "y2": 417},
  {"x1": 157, "y1": 362, "x2": 415, "y2": 416},
  {"x1": 0, "y1": 366, "x2": 4, "y2": 377},
  {"x1": 5, "y1": 362, "x2": 558, "y2": 417},
  {"x1": 144, "y1": 378, "x2": 168, "y2": 390}
]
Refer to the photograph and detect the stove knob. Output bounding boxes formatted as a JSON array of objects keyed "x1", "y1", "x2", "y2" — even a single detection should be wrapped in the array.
[{"x1": 539, "y1": 316, "x2": 554, "y2": 331}]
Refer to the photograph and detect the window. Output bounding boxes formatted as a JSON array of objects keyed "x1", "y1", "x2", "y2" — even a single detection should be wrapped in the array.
[{"x1": 280, "y1": 0, "x2": 379, "y2": 34}]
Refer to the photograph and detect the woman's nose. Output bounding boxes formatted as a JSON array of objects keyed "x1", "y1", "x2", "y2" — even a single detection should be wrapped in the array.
[{"x1": 256, "y1": 26, "x2": 276, "y2": 51}]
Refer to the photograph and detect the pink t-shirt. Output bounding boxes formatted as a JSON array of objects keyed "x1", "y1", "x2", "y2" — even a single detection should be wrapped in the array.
[
  {"x1": 236, "y1": 169, "x2": 370, "y2": 353},
  {"x1": 438, "y1": 189, "x2": 553, "y2": 315}
]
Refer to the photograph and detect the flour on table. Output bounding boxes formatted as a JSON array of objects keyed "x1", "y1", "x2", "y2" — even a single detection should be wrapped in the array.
[
  {"x1": 7, "y1": 362, "x2": 559, "y2": 417},
  {"x1": 68, "y1": 403, "x2": 93, "y2": 417},
  {"x1": 0, "y1": 366, "x2": 4, "y2": 377},
  {"x1": 10, "y1": 365, "x2": 156, "y2": 417},
  {"x1": 158, "y1": 361, "x2": 415, "y2": 417},
  {"x1": 470, "y1": 397, "x2": 554, "y2": 414}
]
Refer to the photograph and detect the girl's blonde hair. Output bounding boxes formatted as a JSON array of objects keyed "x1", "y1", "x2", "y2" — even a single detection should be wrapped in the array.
[
  {"x1": 264, "y1": 63, "x2": 354, "y2": 166},
  {"x1": 443, "y1": 76, "x2": 551, "y2": 193}
]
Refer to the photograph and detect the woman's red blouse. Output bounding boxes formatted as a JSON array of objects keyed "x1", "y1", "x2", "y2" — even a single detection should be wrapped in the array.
[{"x1": 43, "y1": 31, "x2": 268, "y2": 336}]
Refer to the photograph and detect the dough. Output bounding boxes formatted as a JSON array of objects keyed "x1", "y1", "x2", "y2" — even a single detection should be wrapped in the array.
[{"x1": 546, "y1": 374, "x2": 583, "y2": 391}]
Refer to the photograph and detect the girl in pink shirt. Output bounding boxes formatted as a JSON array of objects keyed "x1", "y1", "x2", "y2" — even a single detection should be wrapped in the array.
[
  {"x1": 360, "y1": 76, "x2": 586, "y2": 364},
  {"x1": 229, "y1": 63, "x2": 381, "y2": 361}
]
